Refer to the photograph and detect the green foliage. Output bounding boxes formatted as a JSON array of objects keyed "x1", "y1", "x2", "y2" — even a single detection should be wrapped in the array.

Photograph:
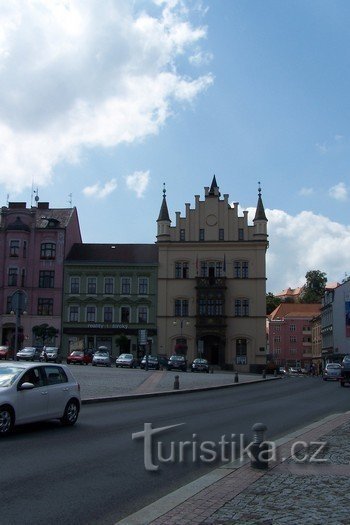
[
  {"x1": 115, "y1": 334, "x2": 130, "y2": 353},
  {"x1": 266, "y1": 292, "x2": 281, "y2": 314},
  {"x1": 299, "y1": 270, "x2": 327, "y2": 303},
  {"x1": 32, "y1": 323, "x2": 58, "y2": 345}
]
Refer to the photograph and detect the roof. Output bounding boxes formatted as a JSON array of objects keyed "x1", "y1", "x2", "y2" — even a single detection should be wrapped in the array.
[
  {"x1": 1, "y1": 203, "x2": 77, "y2": 230},
  {"x1": 276, "y1": 287, "x2": 303, "y2": 298},
  {"x1": 66, "y1": 243, "x2": 159, "y2": 264},
  {"x1": 269, "y1": 303, "x2": 321, "y2": 320}
]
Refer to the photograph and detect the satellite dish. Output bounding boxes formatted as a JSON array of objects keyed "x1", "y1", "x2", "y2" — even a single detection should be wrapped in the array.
[{"x1": 35, "y1": 195, "x2": 39, "y2": 202}]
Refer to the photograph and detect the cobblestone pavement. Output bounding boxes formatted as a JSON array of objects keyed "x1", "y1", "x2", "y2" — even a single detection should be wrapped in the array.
[
  {"x1": 142, "y1": 413, "x2": 350, "y2": 525},
  {"x1": 65, "y1": 365, "x2": 270, "y2": 400}
]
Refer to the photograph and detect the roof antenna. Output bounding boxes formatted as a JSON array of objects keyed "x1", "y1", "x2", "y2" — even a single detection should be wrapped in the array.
[
  {"x1": 68, "y1": 193, "x2": 73, "y2": 206},
  {"x1": 33, "y1": 187, "x2": 39, "y2": 206},
  {"x1": 6, "y1": 194, "x2": 9, "y2": 206}
]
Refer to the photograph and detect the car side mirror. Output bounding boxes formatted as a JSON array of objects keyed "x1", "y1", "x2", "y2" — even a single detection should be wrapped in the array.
[{"x1": 18, "y1": 382, "x2": 35, "y2": 390}]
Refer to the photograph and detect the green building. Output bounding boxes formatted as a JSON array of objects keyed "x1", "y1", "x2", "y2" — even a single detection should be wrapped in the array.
[{"x1": 62, "y1": 244, "x2": 158, "y2": 359}]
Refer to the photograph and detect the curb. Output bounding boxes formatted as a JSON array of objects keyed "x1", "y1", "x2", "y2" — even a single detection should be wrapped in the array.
[{"x1": 81, "y1": 376, "x2": 281, "y2": 405}]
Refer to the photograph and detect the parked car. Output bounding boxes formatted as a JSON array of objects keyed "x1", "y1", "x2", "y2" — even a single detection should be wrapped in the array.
[
  {"x1": 16, "y1": 347, "x2": 41, "y2": 362},
  {"x1": 0, "y1": 362, "x2": 81, "y2": 435},
  {"x1": 167, "y1": 355, "x2": 187, "y2": 372},
  {"x1": 323, "y1": 363, "x2": 341, "y2": 381},
  {"x1": 42, "y1": 347, "x2": 61, "y2": 363},
  {"x1": 339, "y1": 356, "x2": 350, "y2": 386},
  {"x1": 140, "y1": 355, "x2": 160, "y2": 370},
  {"x1": 66, "y1": 350, "x2": 92, "y2": 365},
  {"x1": 92, "y1": 351, "x2": 111, "y2": 367},
  {"x1": 190, "y1": 358, "x2": 209, "y2": 373},
  {"x1": 0, "y1": 346, "x2": 10, "y2": 360},
  {"x1": 115, "y1": 353, "x2": 136, "y2": 368}
]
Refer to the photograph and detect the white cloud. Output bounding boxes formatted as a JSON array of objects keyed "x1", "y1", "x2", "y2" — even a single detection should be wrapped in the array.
[
  {"x1": 246, "y1": 207, "x2": 350, "y2": 294},
  {"x1": 189, "y1": 48, "x2": 213, "y2": 66},
  {"x1": 299, "y1": 187, "x2": 314, "y2": 196},
  {"x1": 125, "y1": 170, "x2": 150, "y2": 198},
  {"x1": 329, "y1": 182, "x2": 348, "y2": 201},
  {"x1": 82, "y1": 178, "x2": 117, "y2": 199},
  {"x1": 0, "y1": 0, "x2": 212, "y2": 192}
]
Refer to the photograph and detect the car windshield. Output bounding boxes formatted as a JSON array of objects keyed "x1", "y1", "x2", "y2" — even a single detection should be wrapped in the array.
[
  {"x1": 0, "y1": 366, "x2": 26, "y2": 387},
  {"x1": 20, "y1": 348, "x2": 34, "y2": 354},
  {"x1": 193, "y1": 359, "x2": 207, "y2": 364},
  {"x1": 343, "y1": 357, "x2": 350, "y2": 363},
  {"x1": 119, "y1": 354, "x2": 132, "y2": 359},
  {"x1": 71, "y1": 351, "x2": 83, "y2": 356},
  {"x1": 327, "y1": 364, "x2": 341, "y2": 368},
  {"x1": 96, "y1": 352, "x2": 108, "y2": 357},
  {"x1": 170, "y1": 356, "x2": 184, "y2": 361}
]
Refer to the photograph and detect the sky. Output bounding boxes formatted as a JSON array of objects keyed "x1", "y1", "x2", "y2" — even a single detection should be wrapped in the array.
[{"x1": 1, "y1": 0, "x2": 350, "y2": 294}]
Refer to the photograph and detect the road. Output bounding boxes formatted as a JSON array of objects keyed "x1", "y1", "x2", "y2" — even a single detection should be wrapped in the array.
[{"x1": 1, "y1": 376, "x2": 349, "y2": 525}]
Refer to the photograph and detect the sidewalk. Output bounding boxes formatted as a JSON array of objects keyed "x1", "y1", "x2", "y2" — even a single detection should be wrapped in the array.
[{"x1": 116, "y1": 410, "x2": 350, "y2": 525}]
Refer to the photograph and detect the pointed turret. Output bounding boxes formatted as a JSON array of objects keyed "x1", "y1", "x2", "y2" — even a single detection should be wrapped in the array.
[
  {"x1": 156, "y1": 183, "x2": 171, "y2": 241},
  {"x1": 207, "y1": 175, "x2": 221, "y2": 197},
  {"x1": 253, "y1": 182, "x2": 268, "y2": 238}
]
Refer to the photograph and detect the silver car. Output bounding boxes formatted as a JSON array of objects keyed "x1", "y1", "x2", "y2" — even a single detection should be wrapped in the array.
[
  {"x1": 16, "y1": 347, "x2": 41, "y2": 361},
  {"x1": 0, "y1": 362, "x2": 81, "y2": 435},
  {"x1": 92, "y1": 351, "x2": 111, "y2": 367},
  {"x1": 323, "y1": 363, "x2": 341, "y2": 381}
]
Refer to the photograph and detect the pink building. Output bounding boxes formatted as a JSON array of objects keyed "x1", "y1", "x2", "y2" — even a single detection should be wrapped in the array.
[
  {"x1": 0, "y1": 201, "x2": 82, "y2": 351},
  {"x1": 268, "y1": 303, "x2": 321, "y2": 368}
]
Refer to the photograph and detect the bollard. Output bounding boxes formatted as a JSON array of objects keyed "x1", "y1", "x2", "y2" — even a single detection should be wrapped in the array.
[
  {"x1": 211, "y1": 367, "x2": 214, "y2": 374},
  {"x1": 174, "y1": 375, "x2": 179, "y2": 390},
  {"x1": 262, "y1": 369, "x2": 266, "y2": 379},
  {"x1": 250, "y1": 422, "x2": 269, "y2": 470},
  {"x1": 234, "y1": 371, "x2": 239, "y2": 383},
  {"x1": 274, "y1": 370, "x2": 277, "y2": 377}
]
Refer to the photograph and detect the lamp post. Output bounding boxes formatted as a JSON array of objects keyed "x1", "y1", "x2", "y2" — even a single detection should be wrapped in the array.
[{"x1": 10, "y1": 291, "x2": 27, "y2": 359}]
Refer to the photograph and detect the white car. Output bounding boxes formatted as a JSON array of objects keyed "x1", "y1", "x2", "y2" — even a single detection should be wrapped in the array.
[
  {"x1": 0, "y1": 362, "x2": 81, "y2": 436},
  {"x1": 92, "y1": 351, "x2": 111, "y2": 367}
]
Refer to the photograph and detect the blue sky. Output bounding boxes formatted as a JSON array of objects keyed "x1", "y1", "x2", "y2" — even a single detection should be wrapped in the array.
[{"x1": 1, "y1": 0, "x2": 350, "y2": 293}]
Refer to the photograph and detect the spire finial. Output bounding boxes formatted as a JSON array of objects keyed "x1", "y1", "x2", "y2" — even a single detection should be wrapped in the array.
[
  {"x1": 258, "y1": 181, "x2": 261, "y2": 196},
  {"x1": 163, "y1": 182, "x2": 166, "y2": 198}
]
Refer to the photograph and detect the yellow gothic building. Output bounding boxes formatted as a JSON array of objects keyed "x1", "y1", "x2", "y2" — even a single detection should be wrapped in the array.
[{"x1": 156, "y1": 176, "x2": 268, "y2": 372}]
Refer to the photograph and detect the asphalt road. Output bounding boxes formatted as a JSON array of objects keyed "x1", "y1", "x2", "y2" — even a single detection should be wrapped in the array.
[{"x1": 1, "y1": 376, "x2": 349, "y2": 525}]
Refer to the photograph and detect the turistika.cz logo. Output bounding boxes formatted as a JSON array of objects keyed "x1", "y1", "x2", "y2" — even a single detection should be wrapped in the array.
[{"x1": 132, "y1": 422, "x2": 328, "y2": 471}]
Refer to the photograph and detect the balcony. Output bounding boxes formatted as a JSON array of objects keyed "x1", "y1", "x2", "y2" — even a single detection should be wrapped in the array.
[{"x1": 196, "y1": 277, "x2": 227, "y2": 290}]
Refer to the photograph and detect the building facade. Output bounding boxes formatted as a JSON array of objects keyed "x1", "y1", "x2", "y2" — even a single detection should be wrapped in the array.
[
  {"x1": 62, "y1": 244, "x2": 158, "y2": 358},
  {"x1": 0, "y1": 201, "x2": 82, "y2": 352},
  {"x1": 156, "y1": 177, "x2": 268, "y2": 372},
  {"x1": 321, "y1": 280, "x2": 350, "y2": 362},
  {"x1": 268, "y1": 303, "x2": 321, "y2": 368}
]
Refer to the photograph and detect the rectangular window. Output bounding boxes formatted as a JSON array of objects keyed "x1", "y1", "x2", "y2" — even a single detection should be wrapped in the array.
[
  {"x1": 180, "y1": 229, "x2": 185, "y2": 241},
  {"x1": 40, "y1": 242, "x2": 56, "y2": 259},
  {"x1": 23, "y1": 241, "x2": 27, "y2": 258},
  {"x1": 242, "y1": 299, "x2": 249, "y2": 316},
  {"x1": 234, "y1": 299, "x2": 241, "y2": 317},
  {"x1": 219, "y1": 229, "x2": 224, "y2": 240},
  {"x1": 39, "y1": 270, "x2": 55, "y2": 288},
  {"x1": 274, "y1": 336, "x2": 281, "y2": 343},
  {"x1": 104, "y1": 277, "x2": 114, "y2": 294},
  {"x1": 121, "y1": 277, "x2": 131, "y2": 295},
  {"x1": 121, "y1": 306, "x2": 130, "y2": 323},
  {"x1": 70, "y1": 277, "x2": 80, "y2": 294},
  {"x1": 86, "y1": 306, "x2": 96, "y2": 322},
  {"x1": 69, "y1": 306, "x2": 79, "y2": 322},
  {"x1": 10, "y1": 240, "x2": 20, "y2": 257},
  {"x1": 290, "y1": 324, "x2": 296, "y2": 332},
  {"x1": 8, "y1": 267, "x2": 18, "y2": 286},
  {"x1": 175, "y1": 262, "x2": 189, "y2": 279},
  {"x1": 37, "y1": 298, "x2": 53, "y2": 316},
  {"x1": 199, "y1": 229, "x2": 205, "y2": 241},
  {"x1": 87, "y1": 277, "x2": 97, "y2": 294},
  {"x1": 138, "y1": 277, "x2": 149, "y2": 295},
  {"x1": 238, "y1": 228, "x2": 244, "y2": 240},
  {"x1": 234, "y1": 299, "x2": 249, "y2": 317},
  {"x1": 290, "y1": 336, "x2": 297, "y2": 343},
  {"x1": 6, "y1": 296, "x2": 12, "y2": 314},
  {"x1": 103, "y1": 306, "x2": 113, "y2": 323},
  {"x1": 174, "y1": 299, "x2": 189, "y2": 317},
  {"x1": 234, "y1": 261, "x2": 249, "y2": 279},
  {"x1": 138, "y1": 306, "x2": 148, "y2": 323}
]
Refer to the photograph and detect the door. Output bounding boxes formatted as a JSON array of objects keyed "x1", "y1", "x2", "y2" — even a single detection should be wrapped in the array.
[
  {"x1": 16, "y1": 367, "x2": 48, "y2": 424},
  {"x1": 44, "y1": 365, "x2": 70, "y2": 418}
]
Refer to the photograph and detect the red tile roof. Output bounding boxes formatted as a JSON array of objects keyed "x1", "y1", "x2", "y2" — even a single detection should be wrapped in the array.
[{"x1": 269, "y1": 303, "x2": 321, "y2": 320}]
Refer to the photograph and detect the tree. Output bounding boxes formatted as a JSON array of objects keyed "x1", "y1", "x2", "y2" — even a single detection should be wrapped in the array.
[
  {"x1": 299, "y1": 270, "x2": 327, "y2": 303},
  {"x1": 115, "y1": 334, "x2": 130, "y2": 354},
  {"x1": 266, "y1": 292, "x2": 281, "y2": 315},
  {"x1": 32, "y1": 324, "x2": 59, "y2": 345}
]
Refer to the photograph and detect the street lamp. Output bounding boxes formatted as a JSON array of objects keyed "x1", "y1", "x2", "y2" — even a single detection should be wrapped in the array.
[{"x1": 10, "y1": 291, "x2": 27, "y2": 359}]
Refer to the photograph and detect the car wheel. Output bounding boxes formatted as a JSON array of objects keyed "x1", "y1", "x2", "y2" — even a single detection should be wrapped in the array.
[
  {"x1": 61, "y1": 399, "x2": 79, "y2": 426},
  {"x1": 0, "y1": 406, "x2": 14, "y2": 436}
]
